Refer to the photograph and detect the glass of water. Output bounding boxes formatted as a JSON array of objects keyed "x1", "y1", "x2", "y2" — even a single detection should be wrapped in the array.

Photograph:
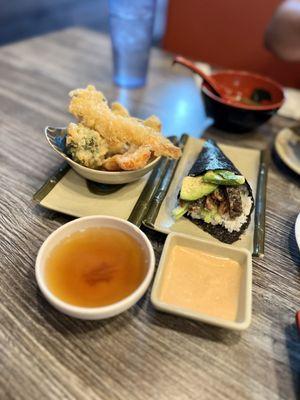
[{"x1": 109, "y1": 0, "x2": 156, "y2": 88}]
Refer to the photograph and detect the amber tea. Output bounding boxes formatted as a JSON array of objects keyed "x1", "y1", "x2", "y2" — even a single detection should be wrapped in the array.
[{"x1": 45, "y1": 227, "x2": 147, "y2": 307}]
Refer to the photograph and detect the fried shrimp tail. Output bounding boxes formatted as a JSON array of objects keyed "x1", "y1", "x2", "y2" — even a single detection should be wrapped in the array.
[
  {"x1": 69, "y1": 85, "x2": 181, "y2": 159},
  {"x1": 103, "y1": 145, "x2": 152, "y2": 171}
]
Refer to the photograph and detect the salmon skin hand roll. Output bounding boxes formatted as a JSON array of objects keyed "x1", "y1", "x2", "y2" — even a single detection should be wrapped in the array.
[{"x1": 172, "y1": 139, "x2": 254, "y2": 244}]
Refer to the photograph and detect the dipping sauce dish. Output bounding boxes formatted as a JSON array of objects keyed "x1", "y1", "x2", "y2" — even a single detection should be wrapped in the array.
[
  {"x1": 151, "y1": 233, "x2": 252, "y2": 330},
  {"x1": 35, "y1": 216, "x2": 155, "y2": 319}
]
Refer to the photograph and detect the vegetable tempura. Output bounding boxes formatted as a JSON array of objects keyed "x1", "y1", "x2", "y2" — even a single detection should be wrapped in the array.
[{"x1": 68, "y1": 85, "x2": 181, "y2": 162}]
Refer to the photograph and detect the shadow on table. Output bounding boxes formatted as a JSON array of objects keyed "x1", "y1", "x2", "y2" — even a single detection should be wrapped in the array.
[
  {"x1": 35, "y1": 291, "x2": 126, "y2": 335},
  {"x1": 34, "y1": 280, "x2": 240, "y2": 346},
  {"x1": 34, "y1": 282, "x2": 154, "y2": 336},
  {"x1": 274, "y1": 324, "x2": 300, "y2": 400},
  {"x1": 146, "y1": 300, "x2": 241, "y2": 345},
  {"x1": 33, "y1": 203, "x2": 75, "y2": 225},
  {"x1": 34, "y1": 273, "x2": 146, "y2": 337}
]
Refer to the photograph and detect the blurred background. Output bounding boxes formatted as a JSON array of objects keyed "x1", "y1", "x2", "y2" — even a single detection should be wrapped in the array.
[{"x1": 1, "y1": 0, "x2": 300, "y2": 87}]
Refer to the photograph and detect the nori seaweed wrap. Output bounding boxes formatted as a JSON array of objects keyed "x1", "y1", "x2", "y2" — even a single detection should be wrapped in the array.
[
  {"x1": 189, "y1": 139, "x2": 244, "y2": 177},
  {"x1": 173, "y1": 139, "x2": 254, "y2": 244}
]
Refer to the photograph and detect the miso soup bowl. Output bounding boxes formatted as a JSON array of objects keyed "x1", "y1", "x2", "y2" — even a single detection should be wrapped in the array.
[
  {"x1": 201, "y1": 70, "x2": 284, "y2": 133},
  {"x1": 35, "y1": 216, "x2": 155, "y2": 320}
]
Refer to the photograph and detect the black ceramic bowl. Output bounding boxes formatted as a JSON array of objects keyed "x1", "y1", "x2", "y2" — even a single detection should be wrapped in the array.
[{"x1": 201, "y1": 70, "x2": 284, "y2": 133}]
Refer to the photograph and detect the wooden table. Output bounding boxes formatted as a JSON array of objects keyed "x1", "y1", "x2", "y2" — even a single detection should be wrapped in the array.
[{"x1": 1, "y1": 28, "x2": 300, "y2": 400}]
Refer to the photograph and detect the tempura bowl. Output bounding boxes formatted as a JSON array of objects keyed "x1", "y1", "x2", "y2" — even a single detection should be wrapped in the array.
[
  {"x1": 45, "y1": 126, "x2": 161, "y2": 184},
  {"x1": 67, "y1": 154, "x2": 161, "y2": 184}
]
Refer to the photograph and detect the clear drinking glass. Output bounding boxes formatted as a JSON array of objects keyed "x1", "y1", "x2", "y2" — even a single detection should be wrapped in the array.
[{"x1": 109, "y1": 0, "x2": 156, "y2": 88}]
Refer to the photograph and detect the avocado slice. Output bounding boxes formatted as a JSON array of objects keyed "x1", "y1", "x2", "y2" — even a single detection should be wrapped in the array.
[
  {"x1": 172, "y1": 203, "x2": 189, "y2": 220},
  {"x1": 180, "y1": 176, "x2": 217, "y2": 201},
  {"x1": 200, "y1": 207, "x2": 218, "y2": 224},
  {"x1": 203, "y1": 170, "x2": 245, "y2": 186}
]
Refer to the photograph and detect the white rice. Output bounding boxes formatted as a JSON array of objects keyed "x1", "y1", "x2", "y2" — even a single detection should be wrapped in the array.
[{"x1": 189, "y1": 190, "x2": 253, "y2": 233}]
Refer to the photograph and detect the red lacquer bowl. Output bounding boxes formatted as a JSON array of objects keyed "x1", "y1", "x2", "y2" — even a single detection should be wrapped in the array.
[{"x1": 201, "y1": 70, "x2": 284, "y2": 133}]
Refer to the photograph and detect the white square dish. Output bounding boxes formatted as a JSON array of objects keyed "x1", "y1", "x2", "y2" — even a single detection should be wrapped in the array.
[{"x1": 151, "y1": 232, "x2": 252, "y2": 330}]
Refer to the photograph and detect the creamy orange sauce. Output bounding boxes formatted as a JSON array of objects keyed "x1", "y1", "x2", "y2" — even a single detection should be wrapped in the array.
[{"x1": 159, "y1": 245, "x2": 242, "y2": 321}]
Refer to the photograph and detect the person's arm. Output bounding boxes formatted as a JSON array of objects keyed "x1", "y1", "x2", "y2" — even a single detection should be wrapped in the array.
[{"x1": 265, "y1": 0, "x2": 300, "y2": 61}]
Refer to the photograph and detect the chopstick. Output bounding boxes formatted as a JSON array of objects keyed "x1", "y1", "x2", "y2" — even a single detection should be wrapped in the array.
[
  {"x1": 128, "y1": 136, "x2": 178, "y2": 227},
  {"x1": 253, "y1": 149, "x2": 269, "y2": 257},
  {"x1": 143, "y1": 134, "x2": 188, "y2": 228}
]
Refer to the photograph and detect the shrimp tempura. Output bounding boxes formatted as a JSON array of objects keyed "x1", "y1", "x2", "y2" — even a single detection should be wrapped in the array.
[{"x1": 69, "y1": 85, "x2": 181, "y2": 159}]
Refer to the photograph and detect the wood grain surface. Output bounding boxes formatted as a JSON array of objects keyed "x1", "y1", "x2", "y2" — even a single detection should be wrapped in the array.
[{"x1": 0, "y1": 28, "x2": 300, "y2": 400}]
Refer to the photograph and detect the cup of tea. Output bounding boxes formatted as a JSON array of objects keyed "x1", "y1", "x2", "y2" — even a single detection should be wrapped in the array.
[{"x1": 35, "y1": 216, "x2": 155, "y2": 319}]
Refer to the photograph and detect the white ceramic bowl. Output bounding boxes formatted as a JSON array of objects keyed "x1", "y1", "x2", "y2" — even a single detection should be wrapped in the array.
[
  {"x1": 35, "y1": 216, "x2": 155, "y2": 319},
  {"x1": 68, "y1": 156, "x2": 160, "y2": 184},
  {"x1": 45, "y1": 126, "x2": 161, "y2": 184},
  {"x1": 151, "y1": 232, "x2": 252, "y2": 330},
  {"x1": 295, "y1": 213, "x2": 300, "y2": 251}
]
